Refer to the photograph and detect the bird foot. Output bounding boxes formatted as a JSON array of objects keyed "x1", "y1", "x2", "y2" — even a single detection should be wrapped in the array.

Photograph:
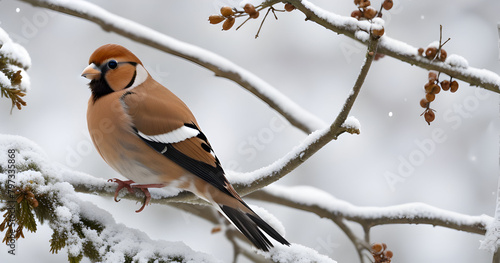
[
  {"x1": 107, "y1": 178, "x2": 134, "y2": 202},
  {"x1": 107, "y1": 178, "x2": 166, "y2": 213}
]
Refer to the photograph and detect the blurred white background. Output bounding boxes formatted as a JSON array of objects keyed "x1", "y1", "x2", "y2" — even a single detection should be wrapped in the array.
[{"x1": 1, "y1": 0, "x2": 499, "y2": 262}]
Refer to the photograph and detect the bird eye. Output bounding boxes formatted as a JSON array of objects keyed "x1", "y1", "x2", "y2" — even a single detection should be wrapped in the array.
[{"x1": 107, "y1": 60, "x2": 118, "y2": 69}]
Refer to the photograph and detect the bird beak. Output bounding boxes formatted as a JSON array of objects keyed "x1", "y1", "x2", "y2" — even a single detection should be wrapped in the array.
[{"x1": 81, "y1": 63, "x2": 101, "y2": 80}]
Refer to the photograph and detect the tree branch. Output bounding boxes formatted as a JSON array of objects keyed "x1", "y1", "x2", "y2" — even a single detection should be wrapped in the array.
[
  {"x1": 228, "y1": 36, "x2": 378, "y2": 196},
  {"x1": 18, "y1": 0, "x2": 326, "y2": 134},
  {"x1": 248, "y1": 185, "x2": 491, "y2": 235},
  {"x1": 262, "y1": 0, "x2": 500, "y2": 93}
]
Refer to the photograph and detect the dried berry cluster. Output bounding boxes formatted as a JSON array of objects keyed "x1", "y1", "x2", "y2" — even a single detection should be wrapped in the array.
[
  {"x1": 372, "y1": 243, "x2": 393, "y2": 263},
  {"x1": 209, "y1": 3, "x2": 295, "y2": 37},
  {"x1": 351, "y1": 0, "x2": 393, "y2": 21},
  {"x1": 420, "y1": 71, "x2": 459, "y2": 125},
  {"x1": 417, "y1": 25, "x2": 450, "y2": 63},
  {"x1": 418, "y1": 45, "x2": 447, "y2": 62},
  {"x1": 351, "y1": 0, "x2": 392, "y2": 43},
  {"x1": 209, "y1": 4, "x2": 260, "y2": 31}
]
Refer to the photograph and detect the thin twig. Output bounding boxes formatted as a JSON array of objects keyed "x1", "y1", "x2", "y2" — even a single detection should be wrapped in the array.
[
  {"x1": 330, "y1": 36, "x2": 378, "y2": 133},
  {"x1": 232, "y1": 37, "x2": 379, "y2": 196},
  {"x1": 256, "y1": 7, "x2": 273, "y2": 38}
]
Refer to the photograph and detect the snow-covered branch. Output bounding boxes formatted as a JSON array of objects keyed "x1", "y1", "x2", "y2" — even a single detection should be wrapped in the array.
[
  {"x1": 0, "y1": 135, "x2": 339, "y2": 263},
  {"x1": 18, "y1": 0, "x2": 326, "y2": 134},
  {"x1": 229, "y1": 37, "x2": 380, "y2": 195},
  {"x1": 0, "y1": 135, "x2": 219, "y2": 262},
  {"x1": 262, "y1": 0, "x2": 500, "y2": 93},
  {"x1": 249, "y1": 185, "x2": 491, "y2": 236}
]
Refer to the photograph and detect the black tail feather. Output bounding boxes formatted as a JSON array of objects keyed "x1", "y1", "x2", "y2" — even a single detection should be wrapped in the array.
[{"x1": 220, "y1": 205, "x2": 290, "y2": 251}]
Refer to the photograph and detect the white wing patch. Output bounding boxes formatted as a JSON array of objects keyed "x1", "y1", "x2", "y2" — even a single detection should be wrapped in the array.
[{"x1": 137, "y1": 125, "x2": 199, "y2": 144}]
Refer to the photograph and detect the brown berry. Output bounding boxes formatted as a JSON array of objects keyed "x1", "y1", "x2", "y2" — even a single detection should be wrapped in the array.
[
  {"x1": 428, "y1": 71, "x2": 437, "y2": 82},
  {"x1": 363, "y1": 7, "x2": 377, "y2": 19},
  {"x1": 424, "y1": 82, "x2": 433, "y2": 93},
  {"x1": 31, "y1": 199, "x2": 39, "y2": 208},
  {"x1": 211, "y1": 226, "x2": 222, "y2": 234},
  {"x1": 372, "y1": 27, "x2": 385, "y2": 37},
  {"x1": 354, "y1": 0, "x2": 361, "y2": 5},
  {"x1": 384, "y1": 250, "x2": 394, "y2": 258},
  {"x1": 418, "y1": 48, "x2": 424, "y2": 56},
  {"x1": 439, "y1": 49, "x2": 447, "y2": 62},
  {"x1": 425, "y1": 92, "x2": 435, "y2": 102},
  {"x1": 425, "y1": 47, "x2": 437, "y2": 59},
  {"x1": 284, "y1": 3, "x2": 295, "y2": 12},
  {"x1": 220, "y1": 6, "x2": 234, "y2": 17},
  {"x1": 222, "y1": 16, "x2": 235, "y2": 30},
  {"x1": 359, "y1": 0, "x2": 371, "y2": 8},
  {"x1": 372, "y1": 243, "x2": 383, "y2": 254},
  {"x1": 244, "y1": 3, "x2": 256, "y2": 14},
  {"x1": 382, "y1": 0, "x2": 393, "y2": 10},
  {"x1": 374, "y1": 53, "x2": 385, "y2": 61},
  {"x1": 440, "y1": 80, "x2": 450, "y2": 91},
  {"x1": 424, "y1": 110, "x2": 435, "y2": 124},
  {"x1": 450, "y1": 80, "x2": 459, "y2": 93},
  {"x1": 431, "y1": 84, "x2": 441, "y2": 94},
  {"x1": 420, "y1": 98, "x2": 429, "y2": 108},
  {"x1": 249, "y1": 11, "x2": 259, "y2": 19},
  {"x1": 351, "y1": 10, "x2": 363, "y2": 19},
  {"x1": 209, "y1": 15, "x2": 225, "y2": 24}
]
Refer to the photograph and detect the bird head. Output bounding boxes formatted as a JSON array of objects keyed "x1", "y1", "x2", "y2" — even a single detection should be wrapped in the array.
[{"x1": 82, "y1": 44, "x2": 149, "y2": 100}]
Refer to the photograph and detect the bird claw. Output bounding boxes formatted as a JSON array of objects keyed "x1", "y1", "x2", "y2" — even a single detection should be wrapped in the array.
[
  {"x1": 133, "y1": 187, "x2": 150, "y2": 213},
  {"x1": 107, "y1": 178, "x2": 134, "y2": 202},
  {"x1": 107, "y1": 178, "x2": 165, "y2": 213}
]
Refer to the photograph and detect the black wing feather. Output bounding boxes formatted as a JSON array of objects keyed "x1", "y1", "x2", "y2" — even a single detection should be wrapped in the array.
[{"x1": 133, "y1": 126, "x2": 233, "y2": 197}]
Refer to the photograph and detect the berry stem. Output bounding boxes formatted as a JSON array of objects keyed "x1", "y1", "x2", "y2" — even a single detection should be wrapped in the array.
[
  {"x1": 433, "y1": 25, "x2": 451, "y2": 62},
  {"x1": 255, "y1": 7, "x2": 274, "y2": 38},
  {"x1": 377, "y1": 2, "x2": 384, "y2": 18}
]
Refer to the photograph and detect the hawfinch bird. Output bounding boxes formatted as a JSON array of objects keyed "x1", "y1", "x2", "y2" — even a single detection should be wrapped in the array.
[{"x1": 82, "y1": 44, "x2": 289, "y2": 251}]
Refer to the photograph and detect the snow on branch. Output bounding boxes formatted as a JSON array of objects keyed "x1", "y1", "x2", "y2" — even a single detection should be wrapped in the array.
[
  {"x1": 228, "y1": 37, "x2": 379, "y2": 196},
  {"x1": 18, "y1": 0, "x2": 326, "y2": 134},
  {"x1": 262, "y1": 0, "x2": 500, "y2": 93},
  {"x1": 0, "y1": 135, "x2": 219, "y2": 262},
  {"x1": 250, "y1": 184, "x2": 491, "y2": 236},
  {"x1": 0, "y1": 134, "x2": 340, "y2": 262}
]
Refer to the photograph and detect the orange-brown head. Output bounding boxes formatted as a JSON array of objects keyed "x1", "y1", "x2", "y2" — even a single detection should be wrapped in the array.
[{"x1": 82, "y1": 44, "x2": 149, "y2": 101}]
